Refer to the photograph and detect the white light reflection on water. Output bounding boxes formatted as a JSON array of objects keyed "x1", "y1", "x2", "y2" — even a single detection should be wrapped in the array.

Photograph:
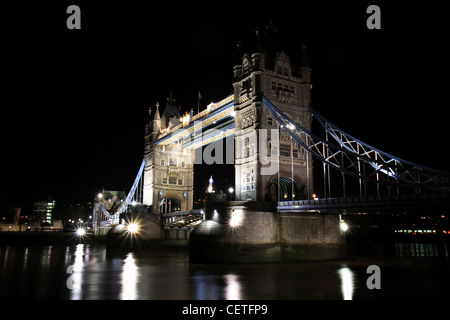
[
  {"x1": 224, "y1": 274, "x2": 242, "y2": 300},
  {"x1": 192, "y1": 273, "x2": 221, "y2": 300},
  {"x1": 70, "y1": 244, "x2": 85, "y2": 300},
  {"x1": 121, "y1": 252, "x2": 138, "y2": 300},
  {"x1": 337, "y1": 266, "x2": 355, "y2": 300}
]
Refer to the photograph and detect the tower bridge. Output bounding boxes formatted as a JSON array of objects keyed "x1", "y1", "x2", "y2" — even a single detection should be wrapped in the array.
[{"x1": 94, "y1": 26, "x2": 450, "y2": 261}]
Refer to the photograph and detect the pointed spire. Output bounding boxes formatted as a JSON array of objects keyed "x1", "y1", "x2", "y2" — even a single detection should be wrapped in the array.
[
  {"x1": 153, "y1": 102, "x2": 161, "y2": 121},
  {"x1": 301, "y1": 42, "x2": 310, "y2": 67},
  {"x1": 207, "y1": 176, "x2": 214, "y2": 193},
  {"x1": 300, "y1": 42, "x2": 311, "y2": 84}
]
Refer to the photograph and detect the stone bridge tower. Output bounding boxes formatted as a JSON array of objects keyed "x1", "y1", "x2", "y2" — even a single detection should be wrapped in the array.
[
  {"x1": 233, "y1": 25, "x2": 313, "y2": 202},
  {"x1": 143, "y1": 24, "x2": 313, "y2": 216},
  {"x1": 143, "y1": 96, "x2": 195, "y2": 216}
]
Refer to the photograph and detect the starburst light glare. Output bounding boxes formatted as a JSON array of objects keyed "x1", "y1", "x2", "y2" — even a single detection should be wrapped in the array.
[
  {"x1": 126, "y1": 223, "x2": 139, "y2": 234},
  {"x1": 75, "y1": 227, "x2": 86, "y2": 237}
]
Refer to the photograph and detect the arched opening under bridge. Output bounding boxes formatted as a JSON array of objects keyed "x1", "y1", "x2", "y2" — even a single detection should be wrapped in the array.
[
  {"x1": 270, "y1": 177, "x2": 299, "y2": 201},
  {"x1": 160, "y1": 198, "x2": 181, "y2": 214}
]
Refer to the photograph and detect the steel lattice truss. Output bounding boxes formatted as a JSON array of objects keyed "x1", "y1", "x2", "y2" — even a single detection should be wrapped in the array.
[{"x1": 262, "y1": 96, "x2": 450, "y2": 193}]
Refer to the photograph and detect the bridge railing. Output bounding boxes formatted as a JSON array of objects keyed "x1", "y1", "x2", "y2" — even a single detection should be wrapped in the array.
[
  {"x1": 99, "y1": 218, "x2": 119, "y2": 227},
  {"x1": 277, "y1": 193, "x2": 450, "y2": 212},
  {"x1": 161, "y1": 209, "x2": 204, "y2": 228}
]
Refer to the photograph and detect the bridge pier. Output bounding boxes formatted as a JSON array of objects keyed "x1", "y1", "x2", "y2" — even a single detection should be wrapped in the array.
[
  {"x1": 104, "y1": 202, "x2": 346, "y2": 262},
  {"x1": 189, "y1": 201, "x2": 346, "y2": 263}
]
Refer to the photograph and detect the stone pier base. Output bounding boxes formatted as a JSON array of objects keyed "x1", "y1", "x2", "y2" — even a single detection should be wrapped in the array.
[
  {"x1": 105, "y1": 202, "x2": 346, "y2": 262},
  {"x1": 189, "y1": 202, "x2": 346, "y2": 263}
]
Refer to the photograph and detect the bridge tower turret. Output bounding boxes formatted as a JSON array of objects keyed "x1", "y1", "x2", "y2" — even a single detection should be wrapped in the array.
[
  {"x1": 143, "y1": 102, "x2": 161, "y2": 210},
  {"x1": 143, "y1": 97, "x2": 195, "y2": 217},
  {"x1": 152, "y1": 102, "x2": 161, "y2": 141},
  {"x1": 233, "y1": 23, "x2": 313, "y2": 202}
]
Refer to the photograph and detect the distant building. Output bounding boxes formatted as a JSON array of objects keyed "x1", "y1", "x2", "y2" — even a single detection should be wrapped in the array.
[
  {"x1": 12, "y1": 208, "x2": 21, "y2": 225},
  {"x1": 206, "y1": 190, "x2": 227, "y2": 203},
  {"x1": 33, "y1": 198, "x2": 55, "y2": 223}
]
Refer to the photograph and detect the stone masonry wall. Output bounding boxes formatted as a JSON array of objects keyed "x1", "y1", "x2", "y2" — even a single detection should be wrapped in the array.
[{"x1": 279, "y1": 212, "x2": 344, "y2": 245}]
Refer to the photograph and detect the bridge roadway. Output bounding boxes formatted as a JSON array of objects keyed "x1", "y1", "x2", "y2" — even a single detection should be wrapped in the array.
[
  {"x1": 161, "y1": 209, "x2": 204, "y2": 229},
  {"x1": 154, "y1": 192, "x2": 450, "y2": 227},
  {"x1": 277, "y1": 192, "x2": 450, "y2": 213},
  {"x1": 98, "y1": 193, "x2": 449, "y2": 231}
]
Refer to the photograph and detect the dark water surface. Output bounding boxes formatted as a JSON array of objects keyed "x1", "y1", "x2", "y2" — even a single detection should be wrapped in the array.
[{"x1": 0, "y1": 243, "x2": 449, "y2": 300}]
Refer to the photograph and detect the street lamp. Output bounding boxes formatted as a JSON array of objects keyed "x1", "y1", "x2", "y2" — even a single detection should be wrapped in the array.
[{"x1": 228, "y1": 187, "x2": 234, "y2": 201}]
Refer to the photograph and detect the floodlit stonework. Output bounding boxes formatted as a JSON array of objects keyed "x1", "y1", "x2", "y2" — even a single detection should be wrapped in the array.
[{"x1": 143, "y1": 25, "x2": 313, "y2": 216}]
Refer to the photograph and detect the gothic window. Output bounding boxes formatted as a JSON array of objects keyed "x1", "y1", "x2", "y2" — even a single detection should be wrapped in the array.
[
  {"x1": 293, "y1": 148, "x2": 299, "y2": 158},
  {"x1": 267, "y1": 116, "x2": 273, "y2": 126},
  {"x1": 181, "y1": 161, "x2": 186, "y2": 168},
  {"x1": 283, "y1": 67, "x2": 288, "y2": 77},
  {"x1": 290, "y1": 86, "x2": 295, "y2": 94},
  {"x1": 244, "y1": 137, "x2": 249, "y2": 157},
  {"x1": 280, "y1": 144, "x2": 291, "y2": 157},
  {"x1": 242, "y1": 79, "x2": 252, "y2": 93},
  {"x1": 241, "y1": 171, "x2": 247, "y2": 192},
  {"x1": 277, "y1": 66, "x2": 282, "y2": 75},
  {"x1": 241, "y1": 108, "x2": 255, "y2": 129},
  {"x1": 241, "y1": 168, "x2": 255, "y2": 191},
  {"x1": 178, "y1": 179, "x2": 183, "y2": 186},
  {"x1": 160, "y1": 159, "x2": 165, "y2": 166},
  {"x1": 284, "y1": 84, "x2": 289, "y2": 91},
  {"x1": 162, "y1": 177, "x2": 168, "y2": 184},
  {"x1": 169, "y1": 177, "x2": 177, "y2": 185},
  {"x1": 169, "y1": 158, "x2": 177, "y2": 167},
  {"x1": 271, "y1": 81, "x2": 276, "y2": 90}
]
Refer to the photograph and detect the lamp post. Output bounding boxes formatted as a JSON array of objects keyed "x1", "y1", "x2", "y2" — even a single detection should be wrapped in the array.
[{"x1": 228, "y1": 187, "x2": 234, "y2": 201}]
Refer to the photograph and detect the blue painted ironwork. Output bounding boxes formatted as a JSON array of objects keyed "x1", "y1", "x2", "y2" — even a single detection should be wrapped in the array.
[
  {"x1": 262, "y1": 96, "x2": 450, "y2": 192},
  {"x1": 101, "y1": 159, "x2": 145, "y2": 221}
]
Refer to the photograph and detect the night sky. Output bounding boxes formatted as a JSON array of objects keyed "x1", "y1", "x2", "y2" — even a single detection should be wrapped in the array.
[{"x1": 2, "y1": 1, "x2": 450, "y2": 213}]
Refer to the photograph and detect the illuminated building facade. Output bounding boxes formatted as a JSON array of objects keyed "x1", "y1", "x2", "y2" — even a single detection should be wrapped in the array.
[{"x1": 33, "y1": 198, "x2": 55, "y2": 224}]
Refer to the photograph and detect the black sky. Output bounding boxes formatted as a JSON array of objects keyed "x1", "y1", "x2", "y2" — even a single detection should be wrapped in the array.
[{"x1": 2, "y1": 1, "x2": 450, "y2": 212}]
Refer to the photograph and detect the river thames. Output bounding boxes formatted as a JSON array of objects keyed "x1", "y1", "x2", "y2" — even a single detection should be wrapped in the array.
[{"x1": 0, "y1": 242, "x2": 449, "y2": 300}]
